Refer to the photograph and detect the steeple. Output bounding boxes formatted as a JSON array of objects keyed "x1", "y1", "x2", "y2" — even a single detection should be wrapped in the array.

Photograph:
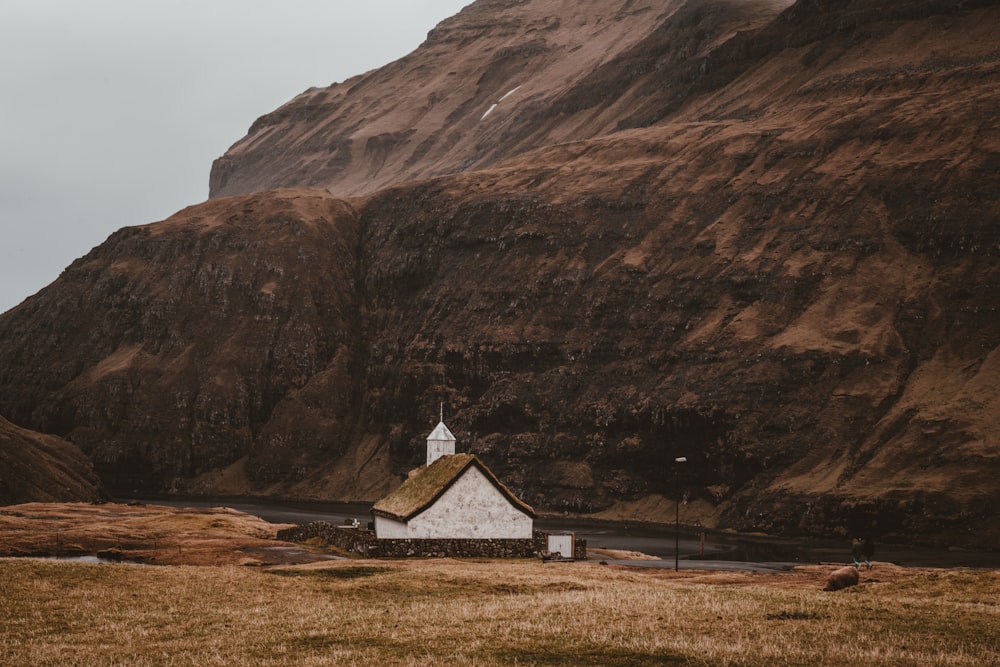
[{"x1": 426, "y1": 406, "x2": 456, "y2": 466}]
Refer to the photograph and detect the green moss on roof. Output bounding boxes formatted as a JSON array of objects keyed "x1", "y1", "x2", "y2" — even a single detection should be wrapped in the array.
[{"x1": 372, "y1": 453, "x2": 535, "y2": 521}]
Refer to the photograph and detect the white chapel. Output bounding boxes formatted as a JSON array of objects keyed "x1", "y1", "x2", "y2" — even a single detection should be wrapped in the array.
[{"x1": 371, "y1": 417, "x2": 535, "y2": 540}]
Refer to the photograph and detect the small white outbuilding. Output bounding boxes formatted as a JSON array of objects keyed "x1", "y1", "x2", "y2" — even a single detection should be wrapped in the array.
[{"x1": 371, "y1": 420, "x2": 535, "y2": 540}]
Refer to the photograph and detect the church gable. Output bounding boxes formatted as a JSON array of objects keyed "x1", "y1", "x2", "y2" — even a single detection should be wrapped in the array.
[
  {"x1": 406, "y1": 465, "x2": 533, "y2": 539},
  {"x1": 371, "y1": 453, "x2": 535, "y2": 523}
]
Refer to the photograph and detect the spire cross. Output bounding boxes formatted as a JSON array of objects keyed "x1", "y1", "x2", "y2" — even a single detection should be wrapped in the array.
[{"x1": 440, "y1": 402, "x2": 443, "y2": 423}]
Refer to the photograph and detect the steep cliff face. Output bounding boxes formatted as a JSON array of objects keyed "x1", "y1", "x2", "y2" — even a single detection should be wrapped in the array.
[
  {"x1": 0, "y1": 189, "x2": 394, "y2": 500},
  {"x1": 1, "y1": 0, "x2": 999, "y2": 548}
]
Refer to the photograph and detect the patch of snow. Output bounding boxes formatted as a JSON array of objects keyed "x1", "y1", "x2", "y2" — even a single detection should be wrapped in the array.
[
  {"x1": 479, "y1": 84, "x2": 524, "y2": 121},
  {"x1": 499, "y1": 85, "x2": 522, "y2": 101}
]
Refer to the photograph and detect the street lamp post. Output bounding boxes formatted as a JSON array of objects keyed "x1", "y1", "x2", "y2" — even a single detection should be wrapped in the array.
[{"x1": 674, "y1": 456, "x2": 687, "y2": 572}]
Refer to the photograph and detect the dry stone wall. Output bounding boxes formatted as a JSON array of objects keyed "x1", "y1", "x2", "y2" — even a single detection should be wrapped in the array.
[{"x1": 278, "y1": 522, "x2": 586, "y2": 560}]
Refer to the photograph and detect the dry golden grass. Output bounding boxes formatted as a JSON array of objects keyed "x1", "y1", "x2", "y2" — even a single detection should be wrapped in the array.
[
  {"x1": 0, "y1": 502, "x2": 297, "y2": 566},
  {"x1": 2, "y1": 557, "x2": 998, "y2": 666}
]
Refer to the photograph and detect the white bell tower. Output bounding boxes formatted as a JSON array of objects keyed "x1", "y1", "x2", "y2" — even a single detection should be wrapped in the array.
[{"x1": 426, "y1": 403, "x2": 456, "y2": 466}]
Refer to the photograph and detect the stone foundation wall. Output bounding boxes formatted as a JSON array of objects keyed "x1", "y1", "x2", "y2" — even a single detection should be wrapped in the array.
[{"x1": 277, "y1": 522, "x2": 586, "y2": 560}]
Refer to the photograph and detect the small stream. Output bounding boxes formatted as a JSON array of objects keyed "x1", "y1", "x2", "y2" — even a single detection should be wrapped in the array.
[{"x1": 39, "y1": 555, "x2": 113, "y2": 564}]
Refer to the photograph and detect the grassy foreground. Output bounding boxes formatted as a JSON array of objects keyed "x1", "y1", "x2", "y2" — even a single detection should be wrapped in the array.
[{"x1": 2, "y1": 558, "x2": 998, "y2": 666}]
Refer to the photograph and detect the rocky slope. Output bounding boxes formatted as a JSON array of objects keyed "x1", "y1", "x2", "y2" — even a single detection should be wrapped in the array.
[
  {"x1": 0, "y1": 416, "x2": 103, "y2": 504},
  {"x1": 1, "y1": 0, "x2": 998, "y2": 548},
  {"x1": 0, "y1": 190, "x2": 387, "y2": 499},
  {"x1": 210, "y1": 0, "x2": 795, "y2": 199}
]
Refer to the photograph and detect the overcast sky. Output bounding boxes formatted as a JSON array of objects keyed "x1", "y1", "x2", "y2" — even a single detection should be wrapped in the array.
[{"x1": 0, "y1": 0, "x2": 470, "y2": 314}]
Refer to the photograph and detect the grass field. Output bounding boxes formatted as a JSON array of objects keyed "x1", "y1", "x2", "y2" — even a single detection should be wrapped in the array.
[{"x1": 2, "y1": 557, "x2": 998, "y2": 666}]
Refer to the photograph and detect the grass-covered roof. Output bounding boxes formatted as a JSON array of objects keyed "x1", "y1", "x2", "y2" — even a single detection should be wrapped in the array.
[{"x1": 372, "y1": 453, "x2": 535, "y2": 522}]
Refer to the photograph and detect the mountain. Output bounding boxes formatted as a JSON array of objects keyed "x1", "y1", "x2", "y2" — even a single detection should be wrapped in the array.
[
  {"x1": 209, "y1": 0, "x2": 791, "y2": 198},
  {"x1": 1, "y1": 0, "x2": 998, "y2": 548}
]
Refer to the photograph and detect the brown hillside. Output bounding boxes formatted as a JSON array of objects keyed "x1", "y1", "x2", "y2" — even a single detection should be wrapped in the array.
[
  {"x1": 0, "y1": 189, "x2": 391, "y2": 500},
  {"x1": 0, "y1": 0, "x2": 998, "y2": 548},
  {"x1": 209, "y1": 0, "x2": 795, "y2": 198},
  {"x1": 0, "y1": 416, "x2": 103, "y2": 504}
]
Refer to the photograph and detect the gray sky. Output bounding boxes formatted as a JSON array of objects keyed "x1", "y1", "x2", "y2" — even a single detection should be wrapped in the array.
[{"x1": 0, "y1": 0, "x2": 470, "y2": 314}]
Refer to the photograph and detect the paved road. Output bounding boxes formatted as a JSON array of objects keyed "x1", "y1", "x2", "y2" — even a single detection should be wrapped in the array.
[
  {"x1": 147, "y1": 498, "x2": 1000, "y2": 569},
  {"x1": 596, "y1": 559, "x2": 798, "y2": 573}
]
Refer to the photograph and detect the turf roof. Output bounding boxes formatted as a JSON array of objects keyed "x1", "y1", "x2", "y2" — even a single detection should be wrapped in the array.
[{"x1": 372, "y1": 453, "x2": 535, "y2": 521}]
